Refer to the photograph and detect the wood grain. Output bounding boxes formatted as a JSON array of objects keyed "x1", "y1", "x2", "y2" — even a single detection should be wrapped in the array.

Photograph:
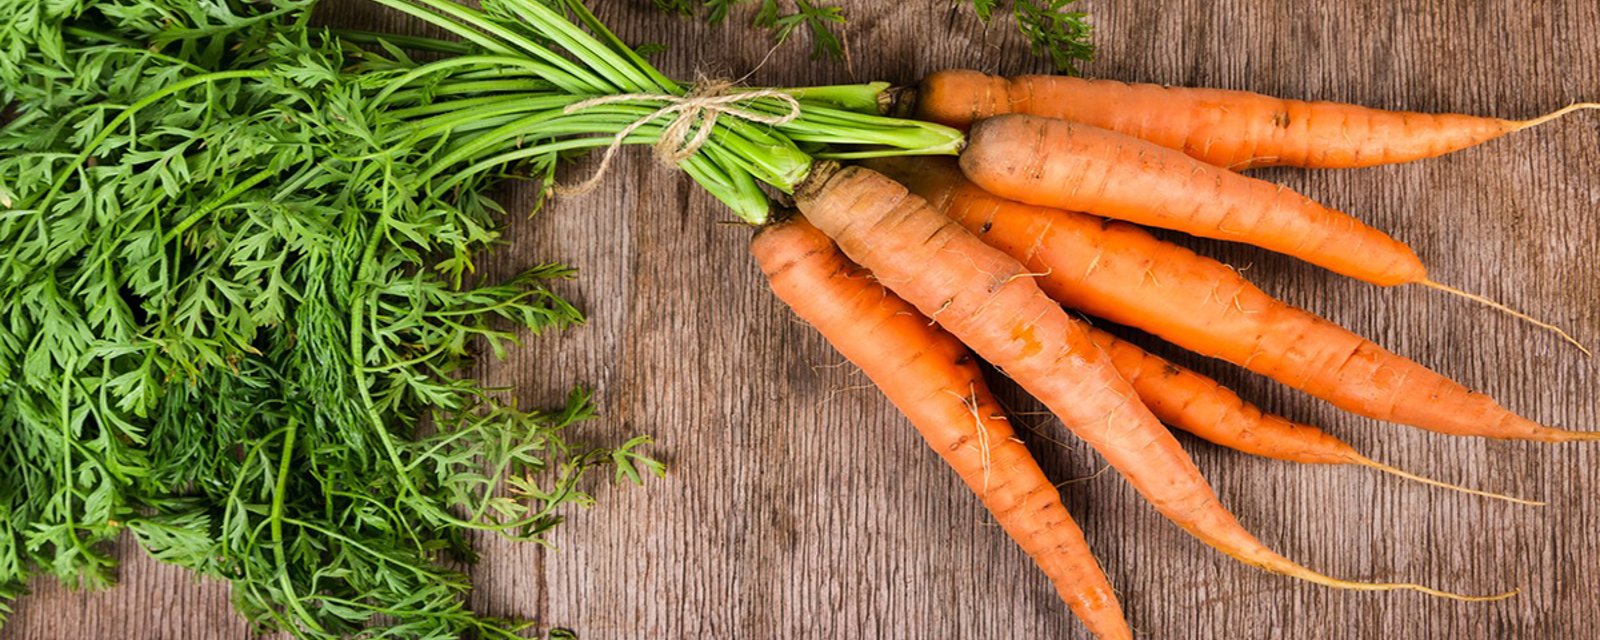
[{"x1": 5, "y1": 1, "x2": 1597, "y2": 638}]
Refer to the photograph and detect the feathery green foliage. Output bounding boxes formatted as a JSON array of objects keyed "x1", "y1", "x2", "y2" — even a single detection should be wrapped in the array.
[
  {"x1": 0, "y1": 0, "x2": 662, "y2": 636},
  {"x1": 652, "y1": 0, "x2": 1094, "y2": 73},
  {"x1": 1, "y1": 0, "x2": 962, "y2": 635}
]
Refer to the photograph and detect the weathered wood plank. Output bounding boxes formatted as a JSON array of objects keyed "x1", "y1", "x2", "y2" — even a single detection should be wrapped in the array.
[{"x1": 5, "y1": 1, "x2": 1596, "y2": 638}]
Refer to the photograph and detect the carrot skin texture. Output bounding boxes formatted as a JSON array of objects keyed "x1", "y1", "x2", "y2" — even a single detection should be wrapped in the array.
[
  {"x1": 751, "y1": 218, "x2": 1131, "y2": 639},
  {"x1": 1070, "y1": 328, "x2": 1545, "y2": 506},
  {"x1": 914, "y1": 69, "x2": 1522, "y2": 169},
  {"x1": 867, "y1": 155, "x2": 1589, "y2": 443},
  {"x1": 958, "y1": 114, "x2": 1427, "y2": 287},
  {"x1": 1082, "y1": 327, "x2": 1358, "y2": 465},
  {"x1": 794, "y1": 164, "x2": 1365, "y2": 588}
]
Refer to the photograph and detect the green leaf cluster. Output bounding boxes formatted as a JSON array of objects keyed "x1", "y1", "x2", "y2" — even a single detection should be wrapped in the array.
[
  {"x1": 1, "y1": 0, "x2": 964, "y2": 634},
  {"x1": 655, "y1": 0, "x2": 1095, "y2": 74},
  {"x1": 360, "y1": 0, "x2": 961, "y2": 223},
  {"x1": 0, "y1": 0, "x2": 661, "y2": 636}
]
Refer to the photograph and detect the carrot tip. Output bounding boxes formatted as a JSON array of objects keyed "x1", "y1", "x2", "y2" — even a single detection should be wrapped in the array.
[
  {"x1": 1352, "y1": 455, "x2": 1545, "y2": 507},
  {"x1": 1420, "y1": 279, "x2": 1591, "y2": 357},
  {"x1": 1513, "y1": 102, "x2": 1600, "y2": 130}
]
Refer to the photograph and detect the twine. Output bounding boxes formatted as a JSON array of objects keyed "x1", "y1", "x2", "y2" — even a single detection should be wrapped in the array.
[{"x1": 557, "y1": 80, "x2": 802, "y2": 195}]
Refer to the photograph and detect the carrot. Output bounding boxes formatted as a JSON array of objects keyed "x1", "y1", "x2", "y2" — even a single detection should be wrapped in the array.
[
  {"x1": 906, "y1": 69, "x2": 1598, "y2": 169},
  {"x1": 794, "y1": 162, "x2": 1509, "y2": 600},
  {"x1": 959, "y1": 114, "x2": 1422, "y2": 285},
  {"x1": 865, "y1": 155, "x2": 1598, "y2": 443},
  {"x1": 751, "y1": 216, "x2": 1131, "y2": 638},
  {"x1": 1082, "y1": 325, "x2": 1541, "y2": 506},
  {"x1": 957, "y1": 114, "x2": 1584, "y2": 350}
]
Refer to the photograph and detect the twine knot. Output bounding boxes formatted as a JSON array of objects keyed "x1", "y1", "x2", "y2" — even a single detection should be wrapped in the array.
[{"x1": 557, "y1": 80, "x2": 802, "y2": 195}]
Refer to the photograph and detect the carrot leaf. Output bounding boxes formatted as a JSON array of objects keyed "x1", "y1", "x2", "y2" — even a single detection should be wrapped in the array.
[
  {"x1": 0, "y1": 0, "x2": 963, "y2": 633},
  {"x1": 652, "y1": 0, "x2": 1094, "y2": 74},
  {"x1": 1012, "y1": 0, "x2": 1095, "y2": 74}
]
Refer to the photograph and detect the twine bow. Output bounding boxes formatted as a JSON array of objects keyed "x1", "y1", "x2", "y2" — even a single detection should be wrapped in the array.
[{"x1": 557, "y1": 80, "x2": 803, "y2": 195}]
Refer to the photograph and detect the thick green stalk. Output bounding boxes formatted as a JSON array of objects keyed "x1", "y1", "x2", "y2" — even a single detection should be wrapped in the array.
[{"x1": 777, "y1": 83, "x2": 890, "y2": 112}]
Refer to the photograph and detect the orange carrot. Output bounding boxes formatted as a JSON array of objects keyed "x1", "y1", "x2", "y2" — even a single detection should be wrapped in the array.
[
  {"x1": 907, "y1": 69, "x2": 1597, "y2": 169},
  {"x1": 959, "y1": 114, "x2": 1423, "y2": 286},
  {"x1": 866, "y1": 155, "x2": 1597, "y2": 443},
  {"x1": 752, "y1": 217, "x2": 1131, "y2": 638},
  {"x1": 794, "y1": 162, "x2": 1508, "y2": 599},
  {"x1": 956, "y1": 114, "x2": 1583, "y2": 349},
  {"x1": 1083, "y1": 325, "x2": 1540, "y2": 506}
]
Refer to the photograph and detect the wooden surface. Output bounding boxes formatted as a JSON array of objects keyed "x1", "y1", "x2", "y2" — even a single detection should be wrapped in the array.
[{"x1": 6, "y1": 1, "x2": 1598, "y2": 638}]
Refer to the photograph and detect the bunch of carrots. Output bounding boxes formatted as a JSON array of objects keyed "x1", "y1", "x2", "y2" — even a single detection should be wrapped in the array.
[
  {"x1": 4, "y1": 0, "x2": 1592, "y2": 634},
  {"x1": 754, "y1": 72, "x2": 1596, "y2": 638}
]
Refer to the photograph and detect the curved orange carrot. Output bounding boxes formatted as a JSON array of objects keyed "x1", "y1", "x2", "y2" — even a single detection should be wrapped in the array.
[
  {"x1": 795, "y1": 162, "x2": 1510, "y2": 600},
  {"x1": 958, "y1": 114, "x2": 1426, "y2": 286},
  {"x1": 866, "y1": 155, "x2": 1596, "y2": 443},
  {"x1": 957, "y1": 114, "x2": 1583, "y2": 349},
  {"x1": 908, "y1": 69, "x2": 1598, "y2": 169},
  {"x1": 1083, "y1": 326, "x2": 1541, "y2": 506},
  {"x1": 752, "y1": 217, "x2": 1131, "y2": 638}
]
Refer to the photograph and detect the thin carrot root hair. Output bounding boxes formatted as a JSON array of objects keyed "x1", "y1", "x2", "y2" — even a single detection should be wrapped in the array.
[
  {"x1": 947, "y1": 385, "x2": 995, "y2": 496},
  {"x1": 1347, "y1": 454, "x2": 1545, "y2": 506},
  {"x1": 1321, "y1": 578, "x2": 1520, "y2": 602},
  {"x1": 1513, "y1": 102, "x2": 1600, "y2": 130},
  {"x1": 1056, "y1": 464, "x2": 1113, "y2": 488},
  {"x1": 1254, "y1": 562, "x2": 1521, "y2": 602},
  {"x1": 1420, "y1": 279, "x2": 1591, "y2": 356}
]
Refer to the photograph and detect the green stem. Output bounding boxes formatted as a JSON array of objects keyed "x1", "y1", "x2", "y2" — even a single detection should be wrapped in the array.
[
  {"x1": 376, "y1": 0, "x2": 616, "y2": 92},
  {"x1": 335, "y1": 29, "x2": 475, "y2": 54},
  {"x1": 372, "y1": 55, "x2": 588, "y2": 105},
  {"x1": 380, "y1": 79, "x2": 556, "y2": 109},
  {"x1": 497, "y1": 0, "x2": 657, "y2": 93},
  {"x1": 268, "y1": 418, "x2": 325, "y2": 634},
  {"x1": 779, "y1": 82, "x2": 890, "y2": 112},
  {"x1": 558, "y1": 0, "x2": 679, "y2": 93},
  {"x1": 163, "y1": 167, "x2": 279, "y2": 243}
]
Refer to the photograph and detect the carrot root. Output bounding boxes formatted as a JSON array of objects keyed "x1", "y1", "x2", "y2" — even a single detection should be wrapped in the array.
[
  {"x1": 1347, "y1": 582, "x2": 1519, "y2": 603},
  {"x1": 1233, "y1": 553, "x2": 1519, "y2": 602},
  {"x1": 1512, "y1": 102, "x2": 1600, "y2": 130},
  {"x1": 1419, "y1": 279, "x2": 1591, "y2": 356},
  {"x1": 1348, "y1": 455, "x2": 1545, "y2": 507}
]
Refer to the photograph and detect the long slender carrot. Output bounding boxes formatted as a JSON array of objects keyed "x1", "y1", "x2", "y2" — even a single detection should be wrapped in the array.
[
  {"x1": 958, "y1": 114, "x2": 1423, "y2": 286},
  {"x1": 957, "y1": 114, "x2": 1584, "y2": 350},
  {"x1": 865, "y1": 155, "x2": 1598, "y2": 443},
  {"x1": 751, "y1": 216, "x2": 1132, "y2": 638},
  {"x1": 1082, "y1": 325, "x2": 1541, "y2": 506},
  {"x1": 906, "y1": 69, "x2": 1598, "y2": 169},
  {"x1": 795, "y1": 162, "x2": 1509, "y2": 600}
]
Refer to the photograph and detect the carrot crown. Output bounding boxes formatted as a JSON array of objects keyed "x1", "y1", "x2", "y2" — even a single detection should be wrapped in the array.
[{"x1": 364, "y1": 0, "x2": 966, "y2": 223}]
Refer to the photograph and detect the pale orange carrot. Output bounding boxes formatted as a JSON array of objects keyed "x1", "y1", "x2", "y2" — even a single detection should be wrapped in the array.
[
  {"x1": 1083, "y1": 325, "x2": 1541, "y2": 505},
  {"x1": 907, "y1": 69, "x2": 1597, "y2": 169},
  {"x1": 866, "y1": 155, "x2": 1596, "y2": 443},
  {"x1": 958, "y1": 114, "x2": 1424, "y2": 286},
  {"x1": 956, "y1": 114, "x2": 1583, "y2": 349},
  {"x1": 752, "y1": 216, "x2": 1131, "y2": 638},
  {"x1": 795, "y1": 162, "x2": 1509, "y2": 599}
]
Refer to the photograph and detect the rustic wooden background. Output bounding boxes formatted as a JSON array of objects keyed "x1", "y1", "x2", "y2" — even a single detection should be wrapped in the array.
[{"x1": 6, "y1": 1, "x2": 1598, "y2": 638}]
